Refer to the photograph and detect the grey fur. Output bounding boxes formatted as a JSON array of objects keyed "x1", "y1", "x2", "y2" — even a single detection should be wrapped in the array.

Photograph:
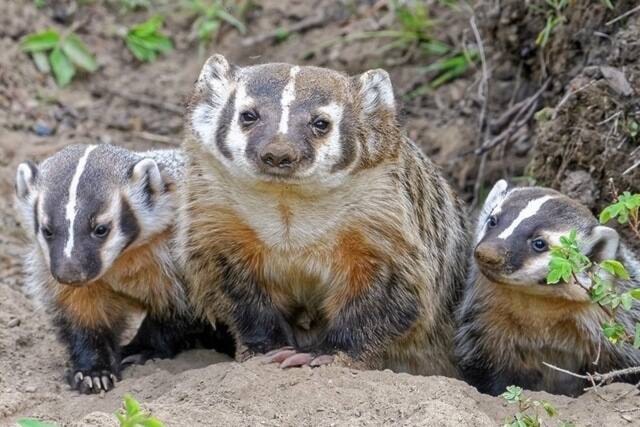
[{"x1": 456, "y1": 182, "x2": 640, "y2": 396}]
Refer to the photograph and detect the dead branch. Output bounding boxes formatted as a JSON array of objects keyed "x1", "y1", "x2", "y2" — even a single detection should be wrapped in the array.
[
  {"x1": 133, "y1": 131, "x2": 180, "y2": 146},
  {"x1": 93, "y1": 85, "x2": 184, "y2": 115},
  {"x1": 543, "y1": 362, "x2": 640, "y2": 385},
  {"x1": 241, "y1": 14, "x2": 331, "y2": 47},
  {"x1": 606, "y1": 5, "x2": 640, "y2": 26}
]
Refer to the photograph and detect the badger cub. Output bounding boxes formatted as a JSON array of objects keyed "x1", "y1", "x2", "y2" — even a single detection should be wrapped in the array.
[
  {"x1": 15, "y1": 144, "x2": 232, "y2": 394},
  {"x1": 179, "y1": 54, "x2": 469, "y2": 376},
  {"x1": 456, "y1": 180, "x2": 640, "y2": 396}
]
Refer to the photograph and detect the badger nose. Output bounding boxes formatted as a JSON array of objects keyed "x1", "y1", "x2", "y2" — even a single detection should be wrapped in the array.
[
  {"x1": 259, "y1": 141, "x2": 299, "y2": 169},
  {"x1": 474, "y1": 241, "x2": 507, "y2": 267},
  {"x1": 53, "y1": 260, "x2": 87, "y2": 285}
]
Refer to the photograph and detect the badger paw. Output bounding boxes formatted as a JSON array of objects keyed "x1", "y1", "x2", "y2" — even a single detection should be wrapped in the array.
[
  {"x1": 67, "y1": 369, "x2": 118, "y2": 394},
  {"x1": 263, "y1": 347, "x2": 335, "y2": 369}
]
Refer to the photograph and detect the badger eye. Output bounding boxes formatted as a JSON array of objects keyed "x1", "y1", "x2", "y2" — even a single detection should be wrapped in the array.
[
  {"x1": 487, "y1": 215, "x2": 498, "y2": 228},
  {"x1": 531, "y1": 238, "x2": 548, "y2": 253},
  {"x1": 239, "y1": 110, "x2": 258, "y2": 126},
  {"x1": 93, "y1": 224, "x2": 110, "y2": 239},
  {"x1": 311, "y1": 118, "x2": 330, "y2": 133},
  {"x1": 41, "y1": 225, "x2": 54, "y2": 240}
]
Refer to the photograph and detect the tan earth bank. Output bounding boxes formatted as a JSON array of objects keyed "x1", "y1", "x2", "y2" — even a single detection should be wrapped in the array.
[{"x1": 2, "y1": 1, "x2": 640, "y2": 426}]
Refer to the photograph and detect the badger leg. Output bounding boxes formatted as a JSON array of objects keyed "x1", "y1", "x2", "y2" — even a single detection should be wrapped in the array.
[
  {"x1": 121, "y1": 310, "x2": 236, "y2": 365},
  {"x1": 213, "y1": 255, "x2": 296, "y2": 358},
  {"x1": 54, "y1": 284, "x2": 127, "y2": 394},
  {"x1": 55, "y1": 315, "x2": 123, "y2": 394},
  {"x1": 267, "y1": 269, "x2": 421, "y2": 370}
]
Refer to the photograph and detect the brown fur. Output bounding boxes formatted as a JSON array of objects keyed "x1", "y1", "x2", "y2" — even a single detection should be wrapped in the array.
[{"x1": 179, "y1": 58, "x2": 471, "y2": 376}]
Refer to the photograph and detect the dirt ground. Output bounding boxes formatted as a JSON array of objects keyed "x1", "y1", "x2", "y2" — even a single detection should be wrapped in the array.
[{"x1": 1, "y1": 1, "x2": 640, "y2": 426}]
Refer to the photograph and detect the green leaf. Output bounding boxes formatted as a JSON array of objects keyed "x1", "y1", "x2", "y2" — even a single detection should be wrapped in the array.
[
  {"x1": 599, "y1": 207, "x2": 613, "y2": 224},
  {"x1": 61, "y1": 34, "x2": 98, "y2": 72},
  {"x1": 546, "y1": 268, "x2": 562, "y2": 285},
  {"x1": 124, "y1": 393, "x2": 141, "y2": 415},
  {"x1": 217, "y1": 9, "x2": 246, "y2": 34},
  {"x1": 501, "y1": 385, "x2": 523, "y2": 403},
  {"x1": 630, "y1": 289, "x2": 640, "y2": 299},
  {"x1": 600, "y1": 260, "x2": 630, "y2": 280},
  {"x1": 541, "y1": 401, "x2": 557, "y2": 417},
  {"x1": 634, "y1": 324, "x2": 640, "y2": 349},
  {"x1": 22, "y1": 30, "x2": 60, "y2": 52},
  {"x1": 621, "y1": 292, "x2": 634, "y2": 311},
  {"x1": 49, "y1": 48, "x2": 75, "y2": 87},
  {"x1": 125, "y1": 38, "x2": 154, "y2": 61},
  {"x1": 17, "y1": 419, "x2": 58, "y2": 427},
  {"x1": 131, "y1": 16, "x2": 164, "y2": 37},
  {"x1": 602, "y1": 322, "x2": 626, "y2": 344},
  {"x1": 141, "y1": 418, "x2": 165, "y2": 427},
  {"x1": 32, "y1": 51, "x2": 50, "y2": 73}
]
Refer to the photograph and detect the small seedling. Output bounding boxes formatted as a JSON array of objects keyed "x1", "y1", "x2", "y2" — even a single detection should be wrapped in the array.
[
  {"x1": 21, "y1": 29, "x2": 98, "y2": 86},
  {"x1": 502, "y1": 385, "x2": 572, "y2": 427},
  {"x1": 124, "y1": 16, "x2": 173, "y2": 62},
  {"x1": 184, "y1": 0, "x2": 246, "y2": 48},
  {"x1": 534, "y1": 0, "x2": 614, "y2": 48},
  {"x1": 116, "y1": 394, "x2": 164, "y2": 427}
]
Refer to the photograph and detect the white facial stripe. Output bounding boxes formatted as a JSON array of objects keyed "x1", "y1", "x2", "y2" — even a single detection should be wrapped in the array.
[
  {"x1": 498, "y1": 195, "x2": 555, "y2": 240},
  {"x1": 63, "y1": 145, "x2": 97, "y2": 258},
  {"x1": 278, "y1": 66, "x2": 300, "y2": 135},
  {"x1": 226, "y1": 82, "x2": 256, "y2": 174},
  {"x1": 300, "y1": 103, "x2": 345, "y2": 179}
]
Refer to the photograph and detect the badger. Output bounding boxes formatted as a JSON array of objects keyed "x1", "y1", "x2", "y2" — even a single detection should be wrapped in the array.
[
  {"x1": 455, "y1": 180, "x2": 640, "y2": 396},
  {"x1": 15, "y1": 144, "x2": 233, "y2": 394},
  {"x1": 177, "y1": 54, "x2": 470, "y2": 375}
]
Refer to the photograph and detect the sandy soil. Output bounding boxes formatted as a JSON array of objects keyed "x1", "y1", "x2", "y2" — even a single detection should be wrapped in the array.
[{"x1": 1, "y1": 1, "x2": 640, "y2": 426}]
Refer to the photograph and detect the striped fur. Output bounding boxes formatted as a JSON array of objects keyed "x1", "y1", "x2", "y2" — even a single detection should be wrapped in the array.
[
  {"x1": 456, "y1": 181, "x2": 640, "y2": 396},
  {"x1": 178, "y1": 55, "x2": 470, "y2": 375},
  {"x1": 14, "y1": 145, "x2": 231, "y2": 393}
]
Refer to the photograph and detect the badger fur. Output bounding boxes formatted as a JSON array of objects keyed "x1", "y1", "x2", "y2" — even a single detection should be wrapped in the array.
[
  {"x1": 177, "y1": 55, "x2": 470, "y2": 375},
  {"x1": 455, "y1": 180, "x2": 640, "y2": 396},
  {"x1": 15, "y1": 144, "x2": 233, "y2": 394}
]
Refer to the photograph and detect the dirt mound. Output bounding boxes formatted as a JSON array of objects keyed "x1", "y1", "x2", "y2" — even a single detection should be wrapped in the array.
[{"x1": 1, "y1": 1, "x2": 640, "y2": 426}]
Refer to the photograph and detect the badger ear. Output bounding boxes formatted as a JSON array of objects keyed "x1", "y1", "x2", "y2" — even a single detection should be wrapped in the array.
[
  {"x1": 195, "y1": 54, "x2": 236, "y2": 106},
  {"x1": 353, "y1": 69, "x2": 396, "y2": 116},
  {"x1": 130, "y1": 158, "x2": 163, "y2": 196},
  {"x1": 584, "y1": 225, "x2": 620, "y2": 262},
  {"x1": 480, "y1": 180, "x2": 509, "y2": 219},
  {"x1": 16, "y1": 161, "x2": 38, "y2": 200}
]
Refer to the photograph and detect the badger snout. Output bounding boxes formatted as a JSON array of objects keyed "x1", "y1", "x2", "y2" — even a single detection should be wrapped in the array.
[
  {"x1": 474, "y1": 241, "x2": 508, "y2": 269},
  {"x1": 52, "y1": 259, "x2": 89, "y2": 286},
  {"x1": 258, "y1": 139, "x2": 301, "y2": 175}
]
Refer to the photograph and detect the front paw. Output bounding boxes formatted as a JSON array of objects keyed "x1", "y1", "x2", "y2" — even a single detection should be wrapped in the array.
[
  {"x1": 263, "y1": 347, "x2": 335, "y2": 369},
  {"x1": 67, "y1": 368, "x2": 118, "y2": 394}
]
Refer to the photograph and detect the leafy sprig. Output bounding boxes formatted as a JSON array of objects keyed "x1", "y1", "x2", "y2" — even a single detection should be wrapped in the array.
[{"x1": 21, "y1": 29, "x2": 98, "y2": 86}]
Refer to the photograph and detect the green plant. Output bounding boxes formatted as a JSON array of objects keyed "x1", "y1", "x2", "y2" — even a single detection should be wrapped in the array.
[
  {"x1": 534, "y1": 0, "x2": 614, "y2": 48},
  {"x1": 184, "y1": 0, "x2": 246, "y2": 47},
  {"x1": 501, "y1": 386, "x2": 571, "y2": 427},
  {"x1": 600, "y1": 191, "x2": 640, "y2": 238},
  {"x1": 347, "y1": 0, "x2": 475, "y2": 89},
  {"x1": 17, "y1": 419, "x2": 57, "y2": 427},
  {"x1": 21, "y1": 29, "x2": 98, "y2": 86},
  {"x1": 125, "y1": 16, "x2": 173, "y2": 62},
  {"x1": 547, "y1": 192, "x2": 640, "y2": 347},
  {"x1": 116, "y1": 394, "x2": 164, "y2": 427}
]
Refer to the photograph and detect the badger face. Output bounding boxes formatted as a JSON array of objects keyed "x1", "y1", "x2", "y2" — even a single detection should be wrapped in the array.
[
  {"x1": 474, "y1": 180, "x2": 620, "y2": 299},
  {"x1": 15, "y1": 145, "x2": 173, "y2": 286},
  {"x1": 189, "y1": 55, "x2": 397, "y2": 189}
]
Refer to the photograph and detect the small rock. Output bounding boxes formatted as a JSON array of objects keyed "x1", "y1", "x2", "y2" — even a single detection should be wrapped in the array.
[
  {"x1": 32, "y1": 120, "x2": 56, "y2": 137},
  {"x1": 24, "y1": 385, "x2": 36, "y2": 393},
  {"x1": 7, "y1": 318, "x2": 20, "y2": 328}
]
